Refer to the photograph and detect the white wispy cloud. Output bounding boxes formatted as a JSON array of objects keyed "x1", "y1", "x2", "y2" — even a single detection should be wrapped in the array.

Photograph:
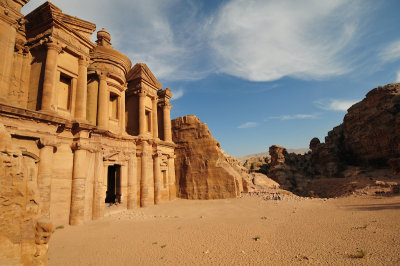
[
  {"x1": 267, "y1": 114, "x2": 318, "y2": 121},
  {"x1": 237, "y1": 122, "x2": 258, "y2": 129},
  {"x1": 396, "y1": 71, "x2": 400, "y2": 83},
  {"x1": 380, "y1": 40, "x2": 400, "y2": 63},
  {"x1": 22, "y1": 0, "x2": 212, "y2": 82},
  {"x1": 22, "y1": 0, "x2": 371, "y2": 83},
  {"x1": 314, "y1": 99, "x2": 357, "y2": 111},
  {"x1": 171, "y1": 88, "x2": 184, "y2": 100},
  {"x1": 210, "y1": 0, "x2": 365, "y2": 82}
]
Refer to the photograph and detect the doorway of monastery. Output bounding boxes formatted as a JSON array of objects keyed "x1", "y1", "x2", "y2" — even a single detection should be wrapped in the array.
[{"x1": 105, "y1": 165, "x2": 121, "y2": 204}]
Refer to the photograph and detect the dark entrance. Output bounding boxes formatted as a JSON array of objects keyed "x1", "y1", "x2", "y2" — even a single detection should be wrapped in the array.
[{"x1": 105, "y1": 165, "x2": 121, "y2": 203}]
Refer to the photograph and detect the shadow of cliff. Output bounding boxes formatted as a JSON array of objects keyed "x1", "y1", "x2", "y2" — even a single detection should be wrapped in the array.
[{"x1": 344, "y1": 201, "x2": 400, "y2": 211}]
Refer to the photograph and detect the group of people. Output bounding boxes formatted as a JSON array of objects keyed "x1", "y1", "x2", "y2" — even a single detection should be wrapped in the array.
[{"x1": 265, "y1": 193, "x2": 281, "y2": 200}]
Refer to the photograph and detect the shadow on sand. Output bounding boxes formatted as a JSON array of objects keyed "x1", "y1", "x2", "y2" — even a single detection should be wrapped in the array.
[{"x1": 344, "y1": 201, "x2": 400, "y2": 211}]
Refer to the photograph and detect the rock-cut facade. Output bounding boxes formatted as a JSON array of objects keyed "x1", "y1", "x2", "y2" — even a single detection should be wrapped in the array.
[{"x1": 0, "y1": 0, "x2": 176, "y2": 231}]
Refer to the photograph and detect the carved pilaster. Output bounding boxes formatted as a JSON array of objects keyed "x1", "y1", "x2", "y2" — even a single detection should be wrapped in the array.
[
  {"x1": 75, "y1": 56, "x2": 90, "y2": 121},
  {"x1": 162, "y1": 103, "x2": 173, "y2": 142},
  {"x1": 97, "y1": 72, "x2": 109, "y2": 129},
  {"x1": 138, "y1": 90, "x2": 147, "y2": 136},
  {"x1": 69, "y1": 141, "x2": 97, "y2": 225},
  {"x1": 153, "y1": 151, "x2": 162, "y2": 205},
  {"x1": 125, "y1": 149, "x2": 138, "y2": 209},
  {"x1": 41, "y1": 41, "x2": 62, "y2": 112},
  {"x1": 36, "y1": 137, "x2": 58, "y2": 218},
  {"x1": 152, "y1": 96, "x2": 158, "y2": 139},
  {"x1": 167, "y1": 153, "x2": 176, "y2": 200}
]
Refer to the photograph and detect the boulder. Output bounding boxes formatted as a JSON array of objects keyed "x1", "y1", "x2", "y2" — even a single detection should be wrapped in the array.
[{"x1": 252, "y1": 173, "x2": 280, "y2": 189}]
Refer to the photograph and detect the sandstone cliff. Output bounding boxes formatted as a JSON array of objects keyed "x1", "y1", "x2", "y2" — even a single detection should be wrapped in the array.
[
  {"x1": 265, "y1": 83, "x2": 400, "y2": 196},
  {"x1": 172, "y1": 115, "x2": 245, "y2": 199},
  {"x1": 172, "y1": 115, "x2": 278, "y2": 199},
  {"x1": 343, "y1": 84, "x2": 400, "y2": 165}
]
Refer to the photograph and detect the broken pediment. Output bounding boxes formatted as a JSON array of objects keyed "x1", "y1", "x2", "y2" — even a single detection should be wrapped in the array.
[
  {"x1": 126, "y1": 63, "x2": 162, "y2": 90},
  {"x1": 25, "y1": 1, "x2": 96, "y2": 41}
]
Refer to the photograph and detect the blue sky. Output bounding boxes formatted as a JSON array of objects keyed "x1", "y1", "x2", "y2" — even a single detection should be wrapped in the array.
[{"x1": 23, "y1": 0, "x2": 400, "y2": 157}]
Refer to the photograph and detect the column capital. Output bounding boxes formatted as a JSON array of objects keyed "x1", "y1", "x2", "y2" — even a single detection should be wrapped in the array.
[
  {"x1": 37, "y1": 137, "x2": 59, "y2": 148},
  {"x1": 163, "y1": 103, "x2": 172, "y2": 110},
  {"x1": 138, "y1": 90, "x2": 147, "y2": 97},
  {"x1": 46, "y1": 42, "x2": 62, "y2": 53},
  {"x1": 98, "y1": 72, "x2": 108, "y2": 80},
  {"x1": 152, "y1": 151, "x2": 163, "y2": 158},
  {"x1": 167, "y1": 154, "x2": 176, "y2": 159},
  {"x1": 71, "y1": 141, "x2": 100, "y2": 152},
  {"x1": 123, "y1": 151, "x2": 136, "y2": 157},
  {"x1": 78, "y1": 56, "x2": 90, "y2": 67}
]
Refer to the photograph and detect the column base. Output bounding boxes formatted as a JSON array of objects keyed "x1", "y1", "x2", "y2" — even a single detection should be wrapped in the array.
[
  {"x1": 73, "y1": 118, "x2": 90, "y2": 125},
  {"x1": 39, "y1": 109, "x2": 58, "y2": 116}
]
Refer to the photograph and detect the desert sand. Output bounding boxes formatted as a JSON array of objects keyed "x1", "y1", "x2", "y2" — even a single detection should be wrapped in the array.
[{"x1": 48, "y1": 193, "x2": 400, "y2": 265}]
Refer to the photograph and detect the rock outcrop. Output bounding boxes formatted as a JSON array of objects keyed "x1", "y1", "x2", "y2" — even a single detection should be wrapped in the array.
[
  {"x1": 266, "y1": 83, "x2": 400, "y2": 196},
  {"x1": 172, "y1": 115, "x2": 246, "y2": 199},
  {"x1": 0, "y1": 123, "x2": 51, "y2": 265},
  {"x1": 172, "y1": 115, "x2": 279, "y2": 199},
  {"x1": 343, "y1": 84, "x2": 400, "y2": 165},
  {"x1": 242, "y1": 156, "x2": 269, "y2": 174}
]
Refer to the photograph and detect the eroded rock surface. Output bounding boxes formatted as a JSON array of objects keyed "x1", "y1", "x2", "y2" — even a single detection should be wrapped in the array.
[
  {"x1": 343, "y1": 84, "x2": 400, "y2": 165},
  {"x1": 0, "y1": 123, "x2": 51, "y2": 265},
  {"x1": 172, "y1": 115, "x2": 277, "y2": 199},
  {"x1": 172, "y1": 115, "x2": 245, "y2": 199},
  {"x1": 266, "y1": 83, "x2": 400, "y2": 196}
]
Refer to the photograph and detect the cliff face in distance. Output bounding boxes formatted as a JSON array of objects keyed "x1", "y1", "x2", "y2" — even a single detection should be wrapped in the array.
[
  {"x1": 266, "y1": 83, "x2": 400, "y2": 197},
  {"x1": 343, "y1": 84, "x2": 400, "y2": 165}
]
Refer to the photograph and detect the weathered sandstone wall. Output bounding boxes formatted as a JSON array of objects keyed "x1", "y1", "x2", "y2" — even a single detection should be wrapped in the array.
[
  {"x1": 343, "y1": 84, "x2": 400, "y2": 165},
  {"x1": 172, "y1": 115, "x2": 244, "y2": 199},
  {"x1": 172, "y1": 115, "x2": 280, "y2": 199},
  {"x1": 0, "y1": 122, "x2": 51, "y2": 265},
  {"x1": 173, "y1": 115, "x2": 254, "y2": 199}
]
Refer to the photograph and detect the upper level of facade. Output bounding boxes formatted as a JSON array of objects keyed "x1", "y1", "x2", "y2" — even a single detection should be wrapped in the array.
[{"x1": 0, "y1": 0, "x2": 173, "y2": 141}]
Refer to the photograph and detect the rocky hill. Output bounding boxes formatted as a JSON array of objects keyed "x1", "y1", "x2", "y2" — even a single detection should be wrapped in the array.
[{"x1": 265, "y1": 83, "x2": 400, "y2": 197}]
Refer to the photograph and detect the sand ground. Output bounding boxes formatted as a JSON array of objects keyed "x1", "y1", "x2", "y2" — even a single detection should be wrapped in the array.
[{"x1": 48, "y1": 194, "x2": 400, "y2": 265}]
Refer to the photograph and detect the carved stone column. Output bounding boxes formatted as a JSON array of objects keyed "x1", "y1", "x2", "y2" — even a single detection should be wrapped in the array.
[
  {"x1": 20, "y1": 52, "x2": 31, "y2": 109},
  {"x1": 41, "y1": 42, "x2": 61, "y2": 112},
  {"x1": 139, "y1": 141, "x2": 153, "y2": 207},
  {"x1": 168, "y1": 154, "x2": 176, "y2": 200},
  {"x1": 138, "y1": 90, "x2": 146, "y2": 135},
  {"x1": 0, "y1": 22, "x2": 17, "y2": 101},
  {"x1": 97, "y1": 73, "x2": 109, "y2": 129},
  {"x1": 152, "y1": 96, "x2": 158, "y2": 139},
  {"x1": 153, "y1": 152, "x2": 162, "y2": 205},
  {"x1": 120, "y1": 86, "x2": 126, "y2": 134},
  {"x1": 163, "y1": 104, "x2": 172, "y2": 142},
  {"x1": 92, "y1": 150, "x2": 104, "y2": 219},
  {"x1": 37, "y1": 138, "x2": 58, "y2": 218},
  {"x1": 127, "y1": 150, "x2": 138, "y2": 209},
  {"x1": 75, "y1": 57, "x2": 89, "y2": 120},
  {"x1": 69, "y1": 142, "x2": 88, "y2": 225}
]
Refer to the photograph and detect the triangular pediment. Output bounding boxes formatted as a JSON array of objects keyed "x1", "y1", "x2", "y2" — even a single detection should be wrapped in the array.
[
  {"x1": 25, "y1": 1, "x2": 96, "y2": 39},
  {"x1": 126, "y1": 63, "x2": 162, "y2": 89}
]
